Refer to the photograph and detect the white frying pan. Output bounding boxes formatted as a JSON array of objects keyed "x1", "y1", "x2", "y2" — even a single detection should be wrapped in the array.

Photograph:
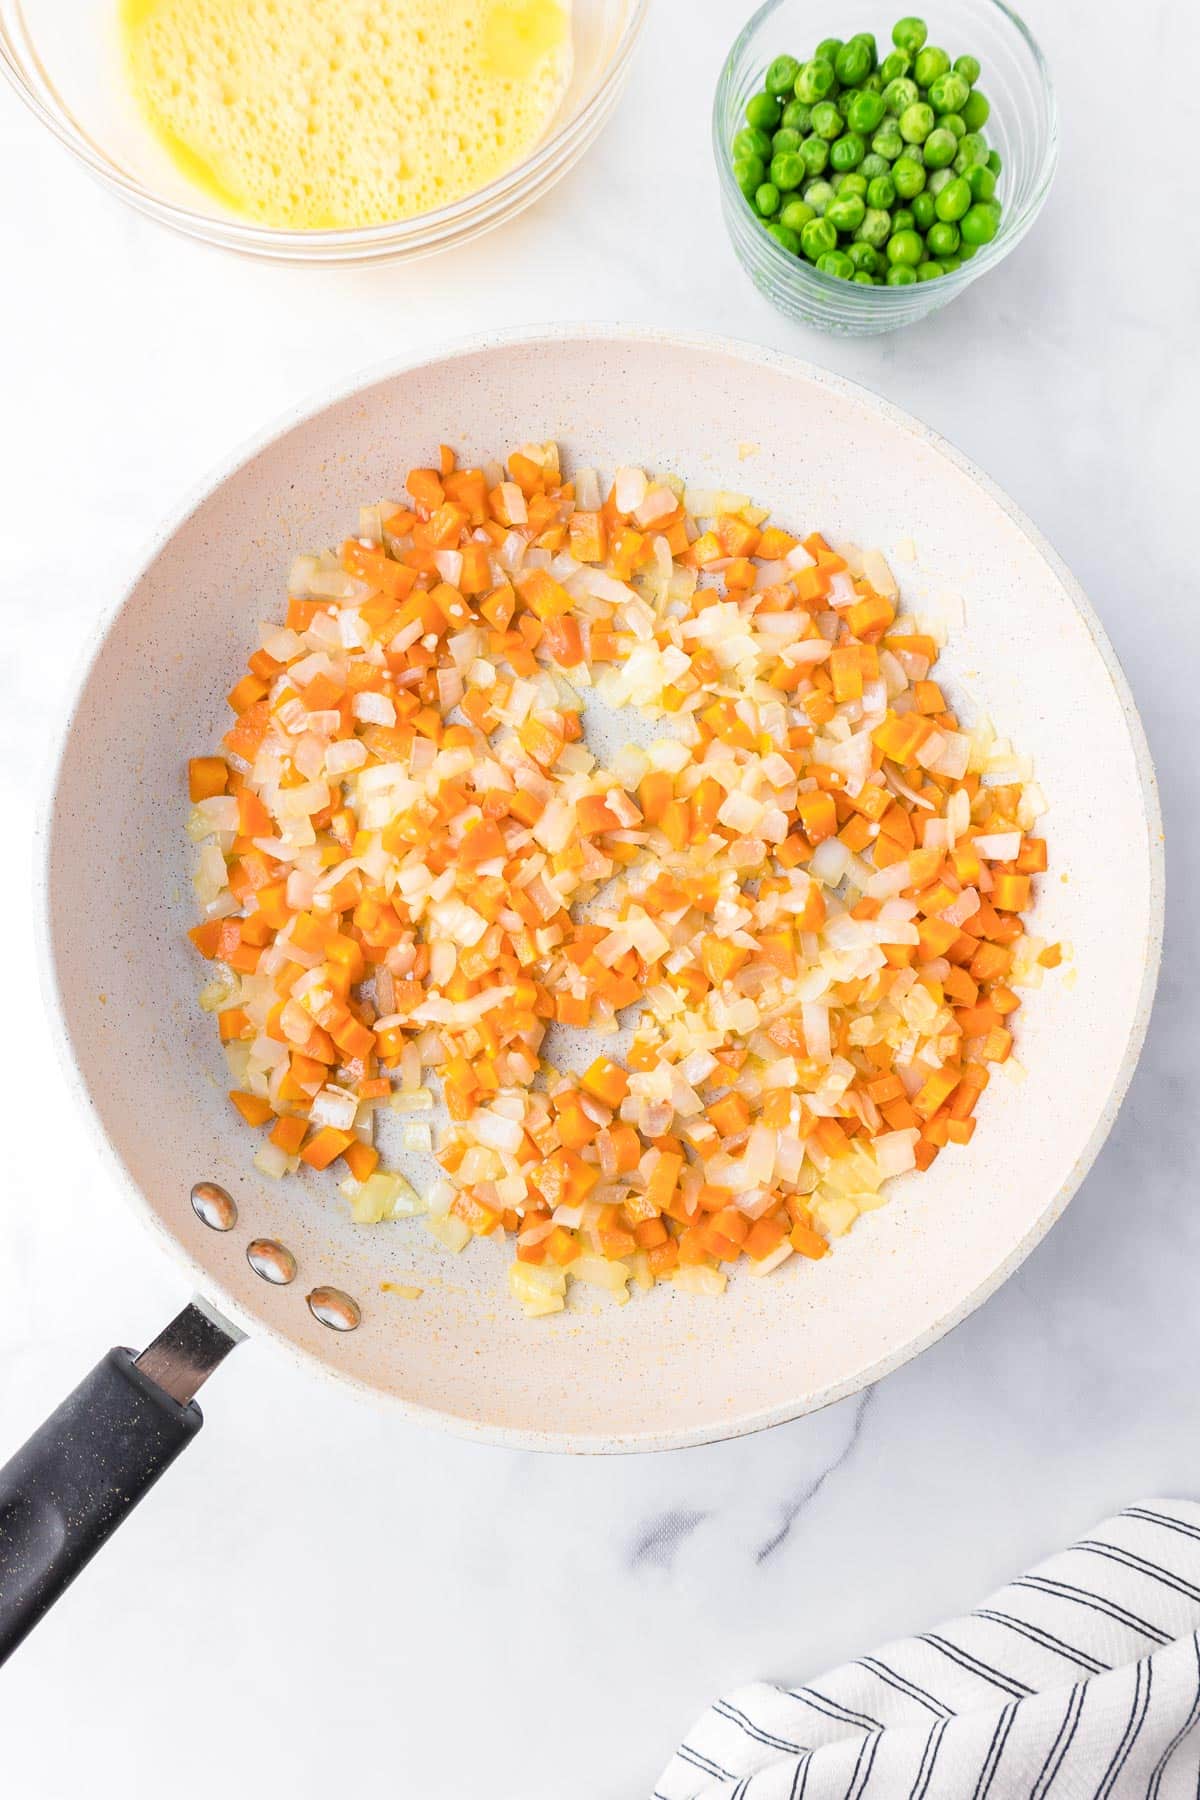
[{"x1": 0, "y1": 328, "x2": 1162, "y2": 1660}]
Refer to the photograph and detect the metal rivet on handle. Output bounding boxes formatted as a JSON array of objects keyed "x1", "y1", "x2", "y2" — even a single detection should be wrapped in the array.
[
  {"x1": 247, "y1": 1239, "x2": 297, "y2": 1285},
  {"x1": 190, "y1": 1181, "x2": 237, "y2": 1232},
  {"x1": 307, "y1": 1286, "x2": 361, "y2": 1332}
]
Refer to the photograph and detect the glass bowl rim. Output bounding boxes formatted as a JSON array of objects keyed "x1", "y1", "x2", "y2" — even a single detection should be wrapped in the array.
[
  {"x1": 0, "y1": 0, "x2": 649, "y2": 251},
  {"x1": 711, "y1": 0, "x2": 1058, "y2": 308}
]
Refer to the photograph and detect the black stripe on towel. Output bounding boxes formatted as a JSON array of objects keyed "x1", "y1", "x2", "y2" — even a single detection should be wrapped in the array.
[
  {"x1": 974, "y1": 1607, "x2": 1110, "y2": 1674},
  {"x1": 1148, "y1": 1635, "x2": 1200, "y2": 1799},
  {"x1": 921, "y1": 1633, "x2": 1033, "y2": 1698},
  {"x1": 1076, "y1": 1541, "x2": 1200, "y2": 1606},
  {"x1": 973, "y1": 1701, "x2": 1018, "y2": 1799},
  {"x1": 1122, "y1": 1507, "x2": 1200, "y2": 1546},
  {"x1": 788, "y1": 1749, "x2": 812, "y2": 1800},
  {"x1": 908, "y1": 1718, "x2": 947, "y2": 1800},
  {"x1": 787, "y1": 1686, "x2": 881, "y2": 1732},
  {"x1": 1029, "y1": 1680, "x2": 1086, "y2": 1799},
  {"x1": 713, "y1": 1699, "x2": 804, "y2": 1755},
  {"x1": 844, "y1": 1725, "x2": 881, "y2": 1800},
  {"x1": 677, "y1": 1743, "x2": 733, "y2": 1782},
  {"x1": 1094, "y1": 1654, "x2": 1153, "y2": 1798},
  {"x1": 1011, "y1": 1575, "x2": 1170, "y2": 1646},
  {"x1": 858, "y1": 1655, "x2": 952, "y2": 1718}
]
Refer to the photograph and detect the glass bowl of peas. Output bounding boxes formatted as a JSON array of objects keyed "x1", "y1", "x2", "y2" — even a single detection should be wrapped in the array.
[{"x1": 714, "y1": 0, "x2": 1056, "y2": 334}]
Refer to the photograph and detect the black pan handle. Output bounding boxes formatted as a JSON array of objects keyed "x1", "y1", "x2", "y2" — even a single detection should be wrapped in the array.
[{"x1": 0, "y1": 1301, "x2": 241, "y2": 1664}]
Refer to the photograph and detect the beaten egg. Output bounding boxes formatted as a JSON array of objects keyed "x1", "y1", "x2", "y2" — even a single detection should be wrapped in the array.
[{"x1": 119, "y1": 0, "x2": 572, "y2": 229}]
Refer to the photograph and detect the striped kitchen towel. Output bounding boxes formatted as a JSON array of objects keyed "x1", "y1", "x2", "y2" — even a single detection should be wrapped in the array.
[{"x1": 655, "y1": 1501, "x2": 1200, "y2": 1799}]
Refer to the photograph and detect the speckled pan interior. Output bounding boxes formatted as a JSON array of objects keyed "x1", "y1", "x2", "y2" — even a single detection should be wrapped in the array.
[{"x1": 42, "y1": 328, "x2": 1163, "y2": 1453}]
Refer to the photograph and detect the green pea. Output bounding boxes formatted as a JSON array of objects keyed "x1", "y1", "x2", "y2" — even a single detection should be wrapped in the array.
[
  {"x1": 940, "y1": 112, "x2": 967, "y2": 139},
  {"x1": 855, "y1": 33, "x2": 879, "y2": 68},
  {"x1": 767, "y1": 221, "x2": 802, "y2": 254},
  {"x1": 746, "y1": 92, "x2": 782, "y2": 130},
  {"x1": 923, "y1": 126, "x2": 958, "y2": 168},
  {"x1": 960, "y1": 202, "x2": 999, "y2": 245},
  {"x1": 772, "y1": 126, "x2": 802, "y2": 154},
  {"x1": 815, "y1": 37, "x2": 844, "y2": 66},
  {"x1": 940, "y1": 253, "x2": 961, "y2": 272},
  {"x1": 862, "y1": 71, "x2": 884, "y2": 92},
  {"x1": 847, "y1": 240, "x2": 879, "y2": 272},
  {"x1": 927, "y1": 70, "x2": 970, "y2": 115},
  {"x1": 867, "y1": 172, "x2": 896, "y2": 208},
  {"x1": 987, "y1": 148, "x2": 1002, "y2": 175},
  {"x1": 810, "y1": 99, "x2": 843, "y2": 139},
  {"x1": 890, "y1": 206, "x2": 915, "y2": 233},
  {"x1": 834, "y1": 170, "x2": 868, "y2": 196},
  {"x1": 926, "y1": 219, "x2": 959, "y2": 256},
  {"x1": 934, "y1": 174, "x2": 970, "y2": 221},
  {"x1": 911, "y1": 190, "x2": 936, "y2": 229},
  {"x1": 836, "y1": 38, "x2": 872, "y2": 86},
  {"x1": 794, "y1": 58, "x2": 836, "y2": 104},
  {"x1": 732, "y1": 154, "x2": 766, "y2": 198},
  {"x1": 953, "y1": 53, "x2": 981, "y2": 85},
  {"x1": 891, "y1": 16, "x2": 928, "y2": 54},
  {"x1": 734, "y1": 126, "x2": 771, "y2": 160},
  {"x1": 781, "y1": 98, "x2": 813, "y2": 132},
  {"x1": 853, "y1": 270, "x2": 878, "y2": 284},
  {"x1": 860, "y1": 152, "x2": 889, "y2": 179},
  {"x1": 826, "y1": 191, "x2": 866, "y2": 232},
  {"x1": 846, "y1": 88, "x2": 887, "y2": 133},
  {"x1": 754, "y1": 182, "x2": 781, "y2": 216},
  {"x1": 788, "y1": 60, "x2": 827, "y2": 105},
  {"x1": 886, "y1": 263, "x2": 918, "y2": 284},
  {"x1": 959, "y1": 240, "x2": 978, "y2": 260},
  {"x1": 803, "y1": 178, "x2": 836, "y2": 213},
  {"x1": 916, "y1": 260, "x2": 945, "y2": 281},
  {"x1": 911, "y1": 45, "x2": 946, "y2": 86},
  {"x1": 927, "y1": 166, "x2": 954, "y2": 195},
  {"x1": 830, "y1": 131, "x2": 865, "y2": 171},
  {"x1": 766, "y1": 55, "x2": 801, "y2": 96},
  {"x1": 967, "y1": 162, "x2": 997, "y2": 202},
  {"x1": 899, "y1": 101, "x2": 935, "y2": 143},
  {"x1": 856, "y1": 206, "x2": 892, "y2": 247},
  {"x1": 780, "y1": 198, "x2": 817, "y2": 232},
  {"x1": 878, "y1": 49, "x2": 910, "y2": 83},
  {"x1": 771, "y1": 151, "x2": 805, "y2": 190},
  {"x1": 892, "y1": 155, "x2": 926, "y2": 198},
  {"x1": 816, "y1": 248, "x2": 855, "y2": 278},
  {"x1": 839, "y1": 86, "x2": 862, "y2": 111},
  {"x1": 887, "y1": 225, "x2": 924, "y2": 265},
  {"x1": 882, "y1": 76, "x2": 919, "y2": 113},
  {"x1": 800, "y1": 135, "x2": 829, "y2": 175},
  {"x1": 872, "y1": 126, "x2": 904, "y2": 161},
  {"x1": 801, "y1": 214, "x2": 838, "y2": 259},
  {"x1": 954, "y1": 132, "x2": 988, "y2": 172},
  {"x1": 961, "y1": 89, "x2": 990, "y2": 131}
]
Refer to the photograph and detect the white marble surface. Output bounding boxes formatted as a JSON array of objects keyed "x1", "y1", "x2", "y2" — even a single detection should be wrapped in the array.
[{"x1": 1, "y1": 1, "x2": 1198, "y2": 1793}]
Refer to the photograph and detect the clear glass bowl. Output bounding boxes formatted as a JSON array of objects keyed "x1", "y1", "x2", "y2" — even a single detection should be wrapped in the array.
[
  {"x1": 713, "y1": 0, "x2": 1056, "y2": 335},
  {"x1": 0, "y1": 0, "x2": 646, "y2": 263}
]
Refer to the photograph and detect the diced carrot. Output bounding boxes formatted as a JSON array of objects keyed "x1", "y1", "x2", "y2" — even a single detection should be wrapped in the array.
[
  {"x1": 580, "y1": 1055, "x2": 629, "y2": 1108},
  {"x1": 229, "y1": 1090, "x2": 273, "y2": 1128},
  {"x1": 343, "y1": 1141, "x2": 380, "y2": 1182},
  {"x1": 188, "y1": 756, "x2": 228, "y2": 801},
  {"x1": 797, "y1": 791, "x2": 837, "y2": 844},
  {"x1": 270, "y1": 1115, "x2": 308, "y2": 1154},
  {"x1": 300, "y1": 1126, "x2": 356, "y2": 1171},
  {"x1": 789, "y1": 1218, "x2": 828, "y2": 1259}
]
